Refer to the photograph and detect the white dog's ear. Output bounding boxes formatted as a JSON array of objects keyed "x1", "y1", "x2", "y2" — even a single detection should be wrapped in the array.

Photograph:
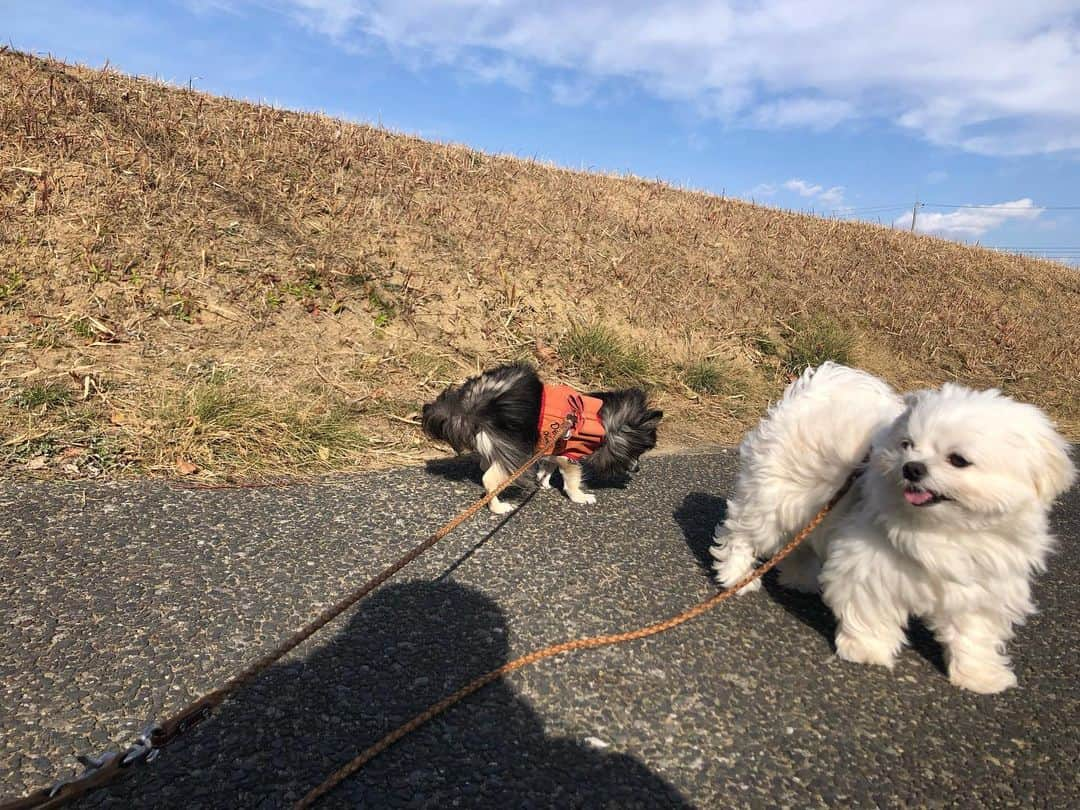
[{"x1": 1031, "y1": 430, "x2": 1077, "y2": 506}]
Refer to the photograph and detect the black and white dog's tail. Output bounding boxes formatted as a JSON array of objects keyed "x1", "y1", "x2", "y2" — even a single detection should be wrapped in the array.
[{"x1": 584, "y1": 389, "x2": 664, "y2": 479}]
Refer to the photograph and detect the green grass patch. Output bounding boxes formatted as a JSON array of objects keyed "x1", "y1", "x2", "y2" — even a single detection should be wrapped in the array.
[
  {"x1": 407, "y1": 351, "x2": 455, "y2": 382},
  {"x1": 782, "y1": 316, "x2": 854, "y2": 374},
  {"x1": 368, "y1": 290, "x2": 395, "y2": 327},
  {"x1": 0, "y1": 272, "x2": 25, "y2": 305},
  {"x1": 71, "y1": 318, "x2": 95, "y2": 340},
  {"x1": 680, "y1": 358, "x2": 747, "y2": 397},
  {"x1": 559, "y1": 324, "x2": 649, "y2": 386},
  {"x1": 281, "y1": 275, "x2": 323, "y2": 299},
  {"x1": 751, "y1": 332, "x2": 780, "y2": 357},
  {"x1": 13, "y1": 382, "x2": 73, "y2": 410},
  {"x1": 158, "y1": 379, "x2": 366, "y2": 471},
  {"x1": 282, "y1": 405, "x2": 366, "y2": 462}
]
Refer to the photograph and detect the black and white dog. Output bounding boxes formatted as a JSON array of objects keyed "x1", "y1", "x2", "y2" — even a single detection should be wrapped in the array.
[{"x1": 422, "y1": 363, "x2": 663, "y2": 513}]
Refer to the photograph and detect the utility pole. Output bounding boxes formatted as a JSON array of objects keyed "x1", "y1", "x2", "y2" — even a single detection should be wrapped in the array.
[{"x1": 910, "y1": 200, "x2": 920, "y2": 232}]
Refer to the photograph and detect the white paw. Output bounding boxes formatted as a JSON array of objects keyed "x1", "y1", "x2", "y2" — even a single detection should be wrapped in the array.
[
  {"x1": 536, "y1": 469, "x2": 554, "y2": 489},
  {"x1": 949, "y1": 663, "x2": 1017, "y2": 694},
  {"x1": 708, "y1": 543, "x2": 728, "y2": 563},
  {"x1": 489, "y1": 499, "x2": 514, "y2": 515},
  {"x1": 711, "y1": 556, "x2": 761, "y2": 594},
  {"x1": 835, "y1": 631, "x2": 897, "y2": 669},
  {"x1": 569, "y1": 491, "x2": 597, "y2": 505},
  {"x1": 728, "y1": 576, "x2": 762, "y2": 596}
]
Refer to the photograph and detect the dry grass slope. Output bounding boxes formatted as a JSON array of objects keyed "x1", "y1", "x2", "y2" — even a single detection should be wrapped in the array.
[{"x1": 2, "y1": 50, "x2": 1078, "y2": 479}]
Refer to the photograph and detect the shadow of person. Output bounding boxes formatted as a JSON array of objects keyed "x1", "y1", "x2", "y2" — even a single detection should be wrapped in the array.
[
  {"x1": 84, "y1": 580, "x2": 691, "y2": 809},
  {"x1": 671, "y1": 492, "x2": 946, "y2": 674}
]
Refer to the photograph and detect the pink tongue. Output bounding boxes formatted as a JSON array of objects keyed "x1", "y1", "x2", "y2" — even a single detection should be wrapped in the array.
[{"x1": 904, "y1": 488, "x2": 934, "y2": 505}]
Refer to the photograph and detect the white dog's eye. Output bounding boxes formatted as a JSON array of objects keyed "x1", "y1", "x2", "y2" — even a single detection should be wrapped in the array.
[
  {"x1": 900, "y1": 438, "x2": 913, "y2": 450},
  {"x1": 947, "y1": 453, "x2": 972, "y2": 468}
]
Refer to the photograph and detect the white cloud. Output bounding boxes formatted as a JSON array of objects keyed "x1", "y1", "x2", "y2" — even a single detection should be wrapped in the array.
[
  {"x1": 751, "y1": 98, "x2": 855, "y2": 131},
  {"x1": 784, "y1": 179, "x2": 823, "y2": 197},
  {"x1": 897, "y1": 199, "x2": 1044, "y2": 238},
  {"x1": 783, "y1": 178, "x2": 845, "y2": 208},
  {"x1": 749, "y1": 183, "x2": 777, "y2": 197},
  {"x1": 551, "y1": 78, "x2": 596, "y2": 107},
  {"x1": 276, "y1": 1, "x2": 1080, "y2": 156},
  {"x1": 817, "y1": 186, "x2": 845, "y2": 207}
]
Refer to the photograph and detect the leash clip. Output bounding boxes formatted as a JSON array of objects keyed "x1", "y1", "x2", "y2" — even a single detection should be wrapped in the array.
[
  {"x1": 45, "y1": 721, "x2": 163, "y2": 800},
  {"x1": 563, "y1": 395, "x2": 585, "y2": 439},
  {"x1": 120, "y1": 722, "x2": 163, "y2": 767},
  {"x1": 47, "y1": 750, "x2": 120, "y2": 798}
]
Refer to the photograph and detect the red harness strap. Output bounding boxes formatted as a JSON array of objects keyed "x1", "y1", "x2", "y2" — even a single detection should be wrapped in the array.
[{"x1": 537, "y1": 384, "x2": 606, "y2": 461}]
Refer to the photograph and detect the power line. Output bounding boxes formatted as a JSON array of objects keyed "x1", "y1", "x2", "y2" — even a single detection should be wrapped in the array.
[
  {"x1": 835, "y1": 205, "x2": 911, "y2": 213},
  {"x1": 824, "y1": 201, "x2": 1080, "y2": 213},
  {"x1": 921, "y1": 202, "x2": 1080, "y2": 211}
]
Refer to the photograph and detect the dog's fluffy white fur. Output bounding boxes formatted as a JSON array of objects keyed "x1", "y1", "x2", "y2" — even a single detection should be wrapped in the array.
[{"x1": 711, "y1": 362, "x2": 1075, "y2": 693}]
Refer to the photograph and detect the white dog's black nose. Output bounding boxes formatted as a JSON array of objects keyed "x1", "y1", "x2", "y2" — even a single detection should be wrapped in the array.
[{"x1": 902, "y1": 461, "x2": 927, "y2": 481}]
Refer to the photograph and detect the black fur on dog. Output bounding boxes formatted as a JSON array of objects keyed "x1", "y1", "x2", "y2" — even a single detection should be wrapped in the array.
[{"x1": 421, "y1": 363, "x2": 662, "y2": 479}]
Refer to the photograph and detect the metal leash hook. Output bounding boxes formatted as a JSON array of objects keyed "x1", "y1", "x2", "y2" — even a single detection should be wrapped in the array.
[
  {"x1": 120, "y1": 722, "x2": 163, "y2": 767},
  {"x1": 46, "y1": 753, "x2": 118, "y2": 799},
  {"x1": 43, "y1": 721, "x2": 162, "y2": 803}
]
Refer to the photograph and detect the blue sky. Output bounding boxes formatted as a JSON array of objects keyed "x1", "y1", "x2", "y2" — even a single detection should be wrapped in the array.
[{"x1": 7, "y1": 1, "x2": 1080, "y2": 263}]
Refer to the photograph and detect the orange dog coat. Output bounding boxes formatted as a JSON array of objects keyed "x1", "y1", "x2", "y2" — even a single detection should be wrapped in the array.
[{"x1": 537, "y1": 384, "x2": 606, "y2": 461}]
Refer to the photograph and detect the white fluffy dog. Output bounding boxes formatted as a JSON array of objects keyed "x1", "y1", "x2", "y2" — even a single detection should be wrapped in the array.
[{"x1": 710, "y1": 363, "x2": 1075, "y2": 693}]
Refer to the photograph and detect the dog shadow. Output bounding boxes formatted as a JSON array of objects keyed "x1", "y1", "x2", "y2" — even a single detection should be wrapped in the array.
[
  {"x1": 424, "y1": 455, "x2": 632, "y2": 495},
  {"x1": 423, "y1": 455, "x2": 536, "y2": 504},
  {"x1": 672, "y1": 492, "x2": 946, "y2": 675},
  {"x1": 671, "y1": 491, "x2": 727, "y2": 575},
  {"x1": 584, "y1": 469, "x2": 634, "y2": 491},
  {"x1": 424, "y1": 455, "x2": 484, "y2": 485},
  {"x1": 84, "y1": 580, "x2": 692, "y2": 808}
]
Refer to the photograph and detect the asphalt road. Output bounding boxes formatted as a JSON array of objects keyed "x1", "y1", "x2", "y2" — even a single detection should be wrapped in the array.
[{"x1": 2, "y1": 451, "x2": 1077, "y2": 809}]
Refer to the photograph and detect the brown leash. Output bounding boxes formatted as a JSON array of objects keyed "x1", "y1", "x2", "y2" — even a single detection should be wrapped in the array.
[
  {"x1": 1, "y1": 417, "x2": 573, "y2": 810},
  {"x1": 296, "y1": 471, "x2": 859, "y2": 808}
]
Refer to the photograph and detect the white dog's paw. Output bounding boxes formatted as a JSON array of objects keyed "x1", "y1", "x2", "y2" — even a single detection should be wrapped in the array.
[
  {"x1": 536, "y1": 469, "x2": 554, "y2": 489},
  {"x1": 712, "y1": 561, "x2": 763, "y2": 595},
  {"x1": 949, "y1": 663, "x2": 1017, "y2": 694},
  {"x1": 835, "y1": 631, "x2": 897, "y2": 669},
  {"x1": 729, "y1": 576, "x2": 762, "y2": 595},
  {"x1": 569, "y1": 491, "x2": 597, "y2": 505},
  {"x1": 710, "y1": 534, "x2": 761, "y2": 594},
  {"x1": 489, "y1": 499, "x2": 515, "y2": 515}
]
